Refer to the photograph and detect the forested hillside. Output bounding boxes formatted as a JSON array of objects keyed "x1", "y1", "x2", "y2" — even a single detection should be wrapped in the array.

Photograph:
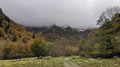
[
  {"x1": 0, "y1": 8, "x2": 35, "y2": 59},
  {"x1": 0, "y1": 8, "x2": 34, "y2": 42},
  {"x1": 78, "y1": 7, "x2": 120, "y2": 58}
]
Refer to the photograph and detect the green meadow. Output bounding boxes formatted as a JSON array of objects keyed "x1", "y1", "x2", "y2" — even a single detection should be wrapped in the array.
[{"x1": 0, "y1": 56, "x2": 120, "y2": 67}]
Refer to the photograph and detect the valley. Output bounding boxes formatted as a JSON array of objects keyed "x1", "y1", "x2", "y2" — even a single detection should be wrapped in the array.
[{"x1": 0, "y1": 1, "x2": 120, "y2": 67}]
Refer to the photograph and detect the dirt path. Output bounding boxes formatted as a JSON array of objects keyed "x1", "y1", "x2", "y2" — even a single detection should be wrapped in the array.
[
  {"x1": 64, "y1": 58, "x2": 79, "y2": 67},
  {"x1": 64, "y1": 62, "x2": 79, "y2": 67},
  {"x1": 69, "y1": 62, "x2": 79, "y2": 67},
  {"x1": 64, "y1": 62, "x2": 70, "y2": 67}
]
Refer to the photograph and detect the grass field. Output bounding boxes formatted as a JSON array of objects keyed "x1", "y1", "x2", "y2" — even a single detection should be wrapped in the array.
[
  {"x1": 69, "y1": 56, "x2": 120, "y2": 67},
  {"x1": 0, "y1": 56, "x2": 120, "y2": 67},
  {"x1": 0, "y1": 57, "x2": 65, "y2": 67}
]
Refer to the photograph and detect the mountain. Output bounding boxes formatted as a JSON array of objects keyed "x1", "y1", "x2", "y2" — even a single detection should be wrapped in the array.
[
  {"x1": 25, "y1": 25, "x2": 93, "y2": 56},
  {"x1": 0, "y1": 8, "x2": 34, "y2": 43},
  {"x1": 25, "y1": 25, "x2": 92, "y2": 40}
]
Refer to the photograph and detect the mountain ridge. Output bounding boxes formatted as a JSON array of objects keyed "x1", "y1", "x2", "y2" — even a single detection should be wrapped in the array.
[{"x1": 25, "y1": 25, "x2": 93, "y2": 40}]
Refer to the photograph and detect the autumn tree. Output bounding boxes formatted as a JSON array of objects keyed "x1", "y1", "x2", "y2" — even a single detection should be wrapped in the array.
[{"x1": 12, "y1": 35, "x2": 17, "y2": 42}]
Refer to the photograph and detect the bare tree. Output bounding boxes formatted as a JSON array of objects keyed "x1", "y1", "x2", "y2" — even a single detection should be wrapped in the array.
[{"x1": 97, "y1": 6, "x2": 120, "y2": 25}]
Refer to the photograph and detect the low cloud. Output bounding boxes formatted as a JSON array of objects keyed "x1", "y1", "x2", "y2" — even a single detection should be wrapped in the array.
[{"x1": 0, "y1": 0, "x2": 120, "y2": 29}]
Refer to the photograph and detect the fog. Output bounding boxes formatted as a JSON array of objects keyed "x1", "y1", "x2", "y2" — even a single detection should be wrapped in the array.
[{"x1": 0, "y1": 0, "x2": 120, "y2": 29}]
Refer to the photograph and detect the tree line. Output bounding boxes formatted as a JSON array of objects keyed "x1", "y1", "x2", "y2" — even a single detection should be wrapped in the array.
[{"x1": 78, "y1": 6, "x2": 120, "y2": 58}]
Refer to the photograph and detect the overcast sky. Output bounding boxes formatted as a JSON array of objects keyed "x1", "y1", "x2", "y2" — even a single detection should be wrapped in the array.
[{"x1": 0, "y1": 0, "x2": 120, "y2": 29}]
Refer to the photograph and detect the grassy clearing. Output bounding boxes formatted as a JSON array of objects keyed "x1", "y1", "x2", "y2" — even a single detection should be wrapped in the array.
[
  {"x1": 69, "y1": 56, "x2": 120, "y2": 67},
  {"x1": 0, "y1": 57, "x2": 65, "y2": 67},
  {"x1": 1, "y1": 56, "x2": 120, "y2": 67}
]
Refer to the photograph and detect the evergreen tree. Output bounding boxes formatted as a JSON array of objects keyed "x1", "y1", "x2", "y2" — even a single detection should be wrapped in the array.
[{"x1": 30, "y1": 39, "x2": 47, "y2": 59}]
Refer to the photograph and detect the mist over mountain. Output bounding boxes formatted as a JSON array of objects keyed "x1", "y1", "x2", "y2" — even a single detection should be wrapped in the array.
[{"x1": 24, "y1": 25, "x2": 93, "y2": 41}]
